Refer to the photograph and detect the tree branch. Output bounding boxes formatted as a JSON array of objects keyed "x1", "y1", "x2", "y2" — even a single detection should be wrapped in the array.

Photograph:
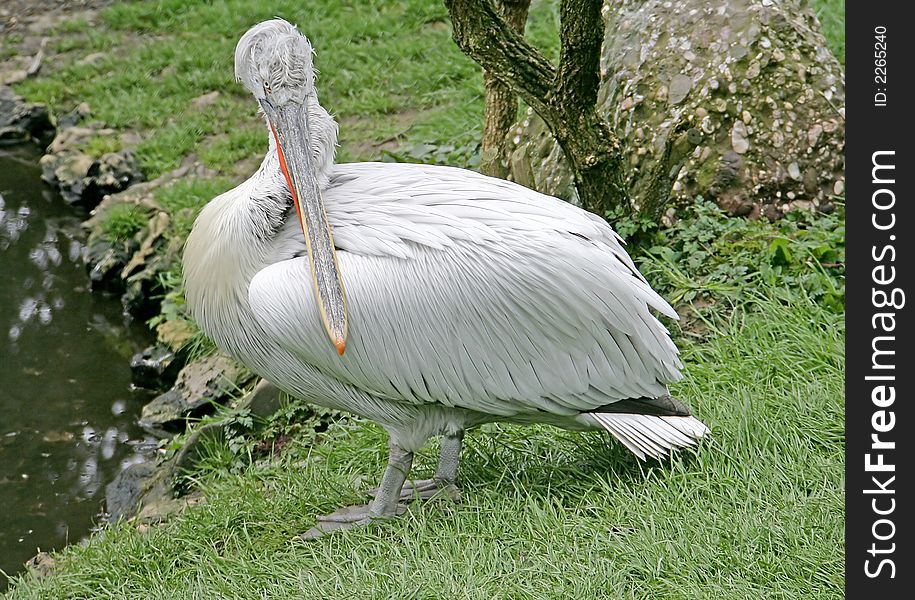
[
  {"x1": 444, "y1": 0, "x2": 556, "y2": 120},
  {"x1": 481, "y1": 0, "x2": 532, "y2": 178},
  {"x1": 554, "y1": 0, "x2": 603, "y2": 109},
  {"x1": 630, "y1": 121, "x2": 701, "y2": 219},
  {"x1": 445, "y1": 0, "x2": 629, "y2": 215}
]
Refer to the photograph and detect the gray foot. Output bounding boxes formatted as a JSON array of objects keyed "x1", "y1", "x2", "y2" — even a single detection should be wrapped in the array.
[
  {"x1": 298, "y1": 503, "x2": 408, "y2": 540},
  {"x1": 368, "y1": 478, "x2": 462, "y2": 503}
]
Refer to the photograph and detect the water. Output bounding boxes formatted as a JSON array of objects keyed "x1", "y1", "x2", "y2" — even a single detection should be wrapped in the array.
[{"x1": 0, "y1": 145, "x2": 157, "y2": 589}]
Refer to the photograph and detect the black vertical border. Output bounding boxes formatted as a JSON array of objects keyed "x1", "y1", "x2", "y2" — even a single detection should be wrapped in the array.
[{"x1": 846, "y1": 3, "x2": 912, "y2": 598}]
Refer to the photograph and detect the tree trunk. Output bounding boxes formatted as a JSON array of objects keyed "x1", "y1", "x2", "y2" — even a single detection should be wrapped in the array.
[
  {"x1": 506, "y1": 0, "x2": 845, "y2": 221},
  {"x1": 446, "y1": 0, "x2": 659, "y2": 216},
  {"x1": 480, "y1": 0, "x2": 531, "y2": 179}
]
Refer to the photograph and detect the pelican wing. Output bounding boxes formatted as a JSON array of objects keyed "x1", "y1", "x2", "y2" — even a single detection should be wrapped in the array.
[{"x1": 249, "y1": 163, "x2": 682, "y2": 417}]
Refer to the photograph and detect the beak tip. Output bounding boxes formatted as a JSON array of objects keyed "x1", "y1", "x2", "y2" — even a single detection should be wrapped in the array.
[{"x1": 335, "y1": 338, "x2": 346, "y2": 356}]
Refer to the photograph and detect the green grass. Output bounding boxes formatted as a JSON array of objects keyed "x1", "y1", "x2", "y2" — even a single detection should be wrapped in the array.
[
  {"x1": 635, "y1": 199, "x2": 845, "y2": 314},
  {"x1": 13, "y1": 0, "x2": 844, "y2": 179},
  {"x1": 83, "y1": 135, "x2": 123, "y2": 159},
  {"x1": 99, "y1": 203, "x2": 150, "y2": 242},
  {"x1": 814, "y1": 0, "x2": 845, "y2": 65},
  {"x1": 5, "y1": 290, "x2": 843, "y2": 598},
  {"x1": 154, "y1": 177, "x2": 235, "y2": 239},
  {"x1": 14, "y1": 0, "x2": 502, "y2": 179}
]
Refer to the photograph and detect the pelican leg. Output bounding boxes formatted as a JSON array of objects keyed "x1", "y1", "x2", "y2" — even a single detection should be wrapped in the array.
[
  {"x1": 369, "y1": 430, "x2": 464, "y2": 503},
  {"x1": 299, "y1": 442, "x2": 412, "y2": 540}
]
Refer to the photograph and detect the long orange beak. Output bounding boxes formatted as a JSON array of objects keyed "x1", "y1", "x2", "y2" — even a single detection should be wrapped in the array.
[{"x1": 262, "y1": 99, "x2": 348, "y2": 355}]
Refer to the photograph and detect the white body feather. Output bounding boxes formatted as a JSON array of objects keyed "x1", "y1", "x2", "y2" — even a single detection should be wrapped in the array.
[{"x1": 184, "y1": 156, "x2": 708, "y2": 456}]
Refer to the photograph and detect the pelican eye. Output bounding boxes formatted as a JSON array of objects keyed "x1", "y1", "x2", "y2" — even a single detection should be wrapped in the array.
[{"x1": 263, "y1": 81, "x2": 272, "y2": 94}]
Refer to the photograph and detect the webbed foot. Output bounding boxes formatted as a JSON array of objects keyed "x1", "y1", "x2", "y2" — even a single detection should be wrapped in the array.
[
  {"x1": 298, "y1": 503, "x2": 408, "y2": 540},
  {"x1": 367, "y1": 478, "x2": 462, "y2": 503}
]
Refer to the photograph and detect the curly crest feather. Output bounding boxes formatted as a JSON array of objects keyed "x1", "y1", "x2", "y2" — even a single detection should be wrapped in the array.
[{"x1": 234, "y1": 18, "x2": 317, "y2": 106}]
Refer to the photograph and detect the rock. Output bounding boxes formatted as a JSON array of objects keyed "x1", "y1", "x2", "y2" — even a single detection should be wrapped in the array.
[
  {"x1": 56, "y1": 103, "x2": 92, "y2": 130},
  {"x1": 81, "y1": 151, "x2": 144, "y2": 206},
  {"x1": 762, "y1": 203, "x2": 782, "y2": 221},
  {"x1": 130, "y1": 345, "x2": 185, "y2": 391},
  {"x1": 36, "y1": 111, "x2": 140, "y2": 207},
  {"x1": 121, "y1": 233, "x2": 183, "y2": 319},
  {"x1": 667, "y1": 74, "x2": 693, "y2": 105},
  {"x1": 122, "y1": 211, "x2": 169, "y2": 278},
  {"x1": 138, "y1": 353, "x2": 255, "y2": 435},
  {"x1": 105, "y1": 460, "x2": 161, "y2": 522},
  {"x1": 84, "y1": 235, "x2": 136, "y2": 292},
  {"x1": 105, "y1": 455, "x2": 206, "y2": 524},
  {"x1": 41, "y1": 151, "x2": 94, "y2": 204},
  {"x1": 24, "y1": 552, "x2": 56, "y2": 580},
  {"x1": 505, "y1": 0, "x2": 845, "y2": 220},
  {"x1": 47, "y1": 124, "x2": 108, "y2": 155},
  {"x1": 135, "y1": 490, "x2": 205, "y2": 525},
  {"x1": 40, "y1": 148, "x2": 143, "y2": 208},
  {"x1": 25, "y1": 37, "x2": 47, "y2": 78},
  {"x1": 1, "y1": 70, "x2": 28, "y2": 85},
  {"x1": 807, "y1": 123, "x2": 823, "y2": 147},
  {"x1": 730, "y1": 121, "x2": 750, "y2": 154},
  {"x1": 0, "y1": 85, "x2": 54, "y2": 146},
  {"x1": 80, "y1": 161, "x2": 206, "y2": 313},
  {"x1": 171, "y1": 380, "x2": 282, "y2": 476},
  {"x1": 236, "y1": 379, "x2": 283, "y2": 418},
  {"x1": 156, "y1": 319, "x2": 195, "y2": 351}
]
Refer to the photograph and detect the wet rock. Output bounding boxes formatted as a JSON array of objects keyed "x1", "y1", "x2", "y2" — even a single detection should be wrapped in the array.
[
  {"x1": 105, "y1": 460, "x2": 161, "y2": 522},
  {"x1": 40, "y1": 151, "x2": 94, "y2": 204},
  {"x1": 40, "y1": 144, "x2": 142, "y2": 209},
  {"x1": 105, "y1": 452, "x2": 207, "y2": 524},
  {"x1": 139, "y1": 353, "x2": 254, "y2": 435},
  {"x1": 121, "y1": 232, "x2": 182, "y2": 319},
  {"x1": 135, "y1": 489, "x2": 205, "y2": 525},
  {"x1": 82, "y1": 151, "x2": 143, "y2": 203},
  {"x1": 119, "y1": 209, "x2": 169, "y2": 280},
  {"x1": 84, "y1": 234, "x2": 136, "y2": 292},
  {"x1": 0, "y1": 85, "x2": 54, "y2": 145},
  {"x1": 80, "y1": 160, "x2": 212, "y2": 316},
  {"x1": 130, "y1": 345, "x2": 185, "y2": 391},
  {"x1": 37, "y1": 108, "x2": 141, "y2": 207},
  {"x1": 24, "y1": 551, "x2": 56, "y2": 580}
]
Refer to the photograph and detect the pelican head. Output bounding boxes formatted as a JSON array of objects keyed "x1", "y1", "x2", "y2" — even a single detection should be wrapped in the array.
[{"x1": 234, "y1": 19, "x2": 348, "y2": 355}]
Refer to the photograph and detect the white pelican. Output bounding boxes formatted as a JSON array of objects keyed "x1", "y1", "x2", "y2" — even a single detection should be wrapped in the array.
[{"x1": 184, "y1": 19, "x2": 709, "y2": 538}]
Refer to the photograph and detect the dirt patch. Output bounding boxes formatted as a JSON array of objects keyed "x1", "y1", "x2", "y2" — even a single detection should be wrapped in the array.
[{"x1": 1, "y1": 0, "x2": 109, "y2": 35}]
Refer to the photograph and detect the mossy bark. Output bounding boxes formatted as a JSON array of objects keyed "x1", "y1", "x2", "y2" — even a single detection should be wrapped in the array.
[
  {"x1": 446, "y1": 0, "x2": 643, "y2": 216},
  {"x1": 480, "y1": 0, "x2": 531, "y2": 179}
]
